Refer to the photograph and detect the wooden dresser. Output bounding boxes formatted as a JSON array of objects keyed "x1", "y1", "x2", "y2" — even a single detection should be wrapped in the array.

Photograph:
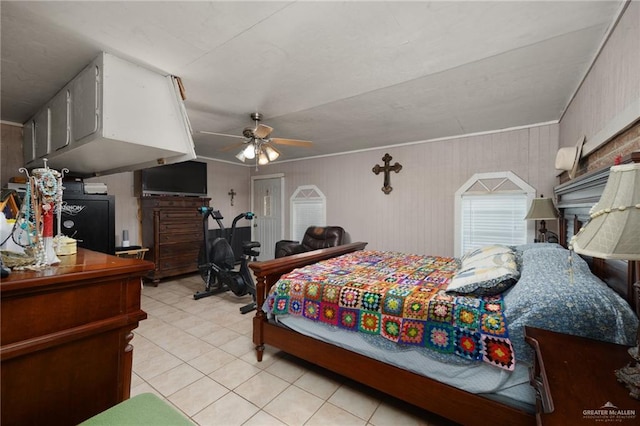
[
  {"x1": 140, "y1": 195, "x2": 210, "y2": 283},
  {"x1": 1, "y1": 249, "x2": 153, "y2": 426}
]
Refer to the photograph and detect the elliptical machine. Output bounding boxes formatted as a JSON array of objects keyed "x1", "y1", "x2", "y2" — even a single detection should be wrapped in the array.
[{"x1": 194, "y1": 206, "x2": 260, "y2": 314}]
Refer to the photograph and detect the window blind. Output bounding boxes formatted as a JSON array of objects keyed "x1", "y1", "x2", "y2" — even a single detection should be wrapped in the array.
[{"x1": 460, "y1": 192, "x2": 528, "y2": 255}]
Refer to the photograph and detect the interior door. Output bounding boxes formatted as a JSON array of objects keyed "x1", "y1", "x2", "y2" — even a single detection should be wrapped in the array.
[{"x1": 252, "y1": 176, "x2": 284, "y2": 260}]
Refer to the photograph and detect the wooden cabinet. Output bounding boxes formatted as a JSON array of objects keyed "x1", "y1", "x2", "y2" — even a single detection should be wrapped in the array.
[
  {"x1": 141, "y1": 196, "x2": 210, "y2": 283},
  {"x1": 524, "y1": 326, "x2": 640, "y2": 425},
  {"x1": 1, "y1": 249, "x2": 153, "y2": 426}
]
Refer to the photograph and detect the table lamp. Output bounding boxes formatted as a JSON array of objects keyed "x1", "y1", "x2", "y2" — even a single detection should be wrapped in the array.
[
  {"x1": 524, "y1": 196, "x2": 559, "y2": 242},
  {"x1": 571, "y1": 162, "x2": 640, "y2": 399}
]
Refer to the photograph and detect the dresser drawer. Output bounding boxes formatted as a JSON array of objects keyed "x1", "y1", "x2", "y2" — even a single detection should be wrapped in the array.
[
  {"x1": 159, "y1": 221, "x2": 201, "y2": 234},
  {"x1": 158, "y1": 241, "x2": 202, "y2": 258},
  {"x1": 143, "y1": 197, "x2": 206, "y2": 209},
  {"x1": 157, "y1": 231, "x2": 202, "y2": 244},
  {"x1": 157, "y1": 253, "x2": 199, "y2": 271},
  {"x1": 157, "y1": 210, "x2": 201, "y2": 222}
]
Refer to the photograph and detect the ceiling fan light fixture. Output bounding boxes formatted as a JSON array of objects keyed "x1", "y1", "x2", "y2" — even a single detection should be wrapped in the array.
[
  {"x1": 263, "y1": 144, "x2": 280, "y2": 161},
  {"x1": 235, "y1": 151, "x2": 246, "y2": 162},
  {"x1": 258, "y1": 150, "x2": 269, "y2": 165},
  {"x1": 242, "y1": 144, "x2": 256, "y2": 159}
]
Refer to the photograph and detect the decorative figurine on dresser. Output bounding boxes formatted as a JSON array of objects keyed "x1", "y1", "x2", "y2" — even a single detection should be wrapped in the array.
[{"x1": 0, "y1": 159, "x2": 73, "y2": 270}]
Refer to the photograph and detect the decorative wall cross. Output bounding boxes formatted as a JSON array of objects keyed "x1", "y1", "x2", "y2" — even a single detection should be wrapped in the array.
[
  {"x1": 228, "y1": 189, "x2": 236, "y2": 206},
  {"x1": 372, "y1": 153, "x2": 402, "y2": 194}
]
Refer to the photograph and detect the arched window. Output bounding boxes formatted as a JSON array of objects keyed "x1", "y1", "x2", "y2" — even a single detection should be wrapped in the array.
[
  {"x1": 454, "y1": 171, "x2": 536, "y2": 257},
  {"x1": 290, "y1": 185, "x2": 326, "y2": 241}
]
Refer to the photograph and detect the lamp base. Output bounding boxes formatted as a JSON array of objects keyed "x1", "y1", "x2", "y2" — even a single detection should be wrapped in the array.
[{"x1": 615, "y1": 346, "x2": 640, "y2": 400}]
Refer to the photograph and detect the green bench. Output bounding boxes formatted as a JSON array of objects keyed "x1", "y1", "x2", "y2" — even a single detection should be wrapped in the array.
[{"x1": 79, "y1": 393, "x2": 193, "y2": 425}]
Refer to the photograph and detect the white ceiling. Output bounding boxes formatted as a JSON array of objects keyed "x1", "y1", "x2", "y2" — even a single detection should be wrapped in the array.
[{"x1": 0, "y1": 1, "x2": 624, "y2": 164}]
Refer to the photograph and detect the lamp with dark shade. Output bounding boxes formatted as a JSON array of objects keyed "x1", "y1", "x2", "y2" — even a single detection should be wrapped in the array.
[
  {"x1": 570, "y1": 163, "x2": 640, "y2": 399},
  {"x1": 524, "y1": 196, "x2": 559, "y2": 242}
]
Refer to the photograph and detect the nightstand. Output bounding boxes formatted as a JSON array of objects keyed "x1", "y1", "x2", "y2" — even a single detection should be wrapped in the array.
[{"x1": 525, "y1": 326, "x2": 640, "y2": 425}]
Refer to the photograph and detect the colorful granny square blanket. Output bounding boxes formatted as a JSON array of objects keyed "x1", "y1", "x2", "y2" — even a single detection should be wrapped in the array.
[{"x1": 266, "y1": 250, "x2": 515, "y2": 371}]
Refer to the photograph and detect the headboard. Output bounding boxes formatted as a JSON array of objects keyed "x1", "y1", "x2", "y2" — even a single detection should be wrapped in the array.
[{"x1": 554, "y1": 151, "x2": 639, "y2": 311}]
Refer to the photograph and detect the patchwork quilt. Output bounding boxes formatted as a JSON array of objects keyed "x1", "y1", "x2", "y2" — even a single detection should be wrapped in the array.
[{"x1": 265, "y1": 250, "x2": 516, "y2": 371}]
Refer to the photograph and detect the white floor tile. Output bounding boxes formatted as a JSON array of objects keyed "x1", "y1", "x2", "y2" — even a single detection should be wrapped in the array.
[
  {"x1": 263, "y1": 385, "x2": 324, "y2": 426},
  {"x1": 327, "y1": 383, "x2": 380, "y2": 421},
  {"x1": 168, "y1": 376, "x2": 229, "y2": 417},
  {"x1": 306, "y1": 402, "x2": 367, "y2": 426},
  {"x1": 192, "y1": 392, "x2": 259, "y2": 426},
  {"x1": 133, "y1": 275, "x2": 456, "y2": 426},
  {"x1": 146, "y1": 363, "x2": 205, "y2": 397},
  {"x1": 234, "y1": 370, "x2": 290, "y2": 408},
  {"x1": 207, "y1": 357, "x2": 262, "y2": 389}
]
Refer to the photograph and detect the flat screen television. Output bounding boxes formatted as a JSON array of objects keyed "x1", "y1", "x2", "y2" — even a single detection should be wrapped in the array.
[{"x1": 140, "y1": 161, "x2": 207, "y2": 196}]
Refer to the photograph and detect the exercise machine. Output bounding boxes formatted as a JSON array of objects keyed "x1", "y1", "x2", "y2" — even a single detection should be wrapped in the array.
[{"x1": 194, "y1": 207, "x2": 260, "y2": 314}]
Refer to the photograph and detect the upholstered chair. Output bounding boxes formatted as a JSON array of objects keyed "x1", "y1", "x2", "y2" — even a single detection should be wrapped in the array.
[{"x1": 274, "y1": 226, "x2": 345, "y2": 258}]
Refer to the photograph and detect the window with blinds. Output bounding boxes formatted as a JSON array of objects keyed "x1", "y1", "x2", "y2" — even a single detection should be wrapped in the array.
[
  {"x1": 291, "y1": 185, "x2": 326, "y2": 241},
  {"x1": 454, "y1": 171, "x2": 536, "y2": 257},
  {"x1": 460, "y1": 192, "x2": 528, "y2": 254}
]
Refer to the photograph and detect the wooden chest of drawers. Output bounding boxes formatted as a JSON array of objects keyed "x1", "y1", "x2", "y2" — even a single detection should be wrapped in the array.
[{"x1": 140, "y1": 196, "x2": 210, "y2": 282}]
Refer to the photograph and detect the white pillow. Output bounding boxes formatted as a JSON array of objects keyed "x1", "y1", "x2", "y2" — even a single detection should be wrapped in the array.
[
  {"x1": 461, "y1": 244, "x2": 513, "y2": 264},
  {"x1": 447, "y1": 251, "x2": 520, "y2": 296}
]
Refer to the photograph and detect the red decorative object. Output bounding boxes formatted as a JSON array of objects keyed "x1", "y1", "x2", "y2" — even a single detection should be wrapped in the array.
[
  {"x1": 615, "y1": 154, "x2": 623, "y2": 165},
  {"x1": 42, "y1": 202, "x2": 54, "y2": 237}
]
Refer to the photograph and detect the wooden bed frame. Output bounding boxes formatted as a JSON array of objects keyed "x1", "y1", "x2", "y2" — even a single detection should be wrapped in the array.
[
  {"x1": 248, "y1": 155, "x2": 640, "y2": 426},
  {"x1": 249, "y1": 242, "x2": 535, "y2": 426}
]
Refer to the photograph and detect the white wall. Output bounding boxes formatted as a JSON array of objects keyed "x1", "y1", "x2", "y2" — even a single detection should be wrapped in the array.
[
  {"x1": 560, "y1": 1, "x2": 640, "y2": 152},
  {"x1": 251, "y1": 123, "x2": 558, "y2": 257}
]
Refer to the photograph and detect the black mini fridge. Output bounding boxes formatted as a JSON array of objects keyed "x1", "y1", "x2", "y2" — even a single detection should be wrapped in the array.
[{"x1": 58, "y1": 193, "x2": 115, "y2": 254}]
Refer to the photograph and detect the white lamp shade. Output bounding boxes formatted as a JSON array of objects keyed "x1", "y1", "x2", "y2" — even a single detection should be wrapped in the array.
[
  {"x1": 242, "y1": 144, "x2": 256, "y2": 159},
  {"x1": 235, "y1": 151, "x2": 246, "y2": 162},
  {"x1": 571, "y1": 163, "x2": 640, "y2": 260},
  {"x1": 257, "y1": 151, "x2": 269, "y2": 165},
  {"x1": 524, "y1": 197, "x2": 559, "y2": 220},
  {"x1": 263, "y1": 144, "x2": 280, "y2": 161}
]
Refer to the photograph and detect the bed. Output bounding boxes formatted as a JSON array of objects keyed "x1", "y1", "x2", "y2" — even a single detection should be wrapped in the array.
[
  {"x1": 250, "y1": 242, "x2": 637, "y2": 425},
  {"x1": 249, "y1": 157, "x2": 639, "y2": 426}
]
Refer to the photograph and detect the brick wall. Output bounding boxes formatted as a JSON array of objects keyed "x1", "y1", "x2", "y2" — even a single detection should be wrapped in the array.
[{"x1": 559, "y1": 119, "x2": 640, "y2": 183}]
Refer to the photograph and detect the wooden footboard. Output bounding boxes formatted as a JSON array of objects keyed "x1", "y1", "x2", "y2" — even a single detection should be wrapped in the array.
[
  {"x1": 249, "y1": 243, "x2": 534, "y2": 426},
  {"x1": 249, "y1": 242, "x2": 368, "y2": 360}
]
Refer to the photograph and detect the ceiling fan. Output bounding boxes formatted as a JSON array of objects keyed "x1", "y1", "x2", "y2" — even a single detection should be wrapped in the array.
[{"x1": 199, "y1": 113, "x2": 312, "y2": 168}]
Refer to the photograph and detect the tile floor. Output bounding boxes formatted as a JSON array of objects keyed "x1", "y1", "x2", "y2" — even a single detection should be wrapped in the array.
[{"x1": 132, "y1": 274, "x2": 458, "y2": 426}]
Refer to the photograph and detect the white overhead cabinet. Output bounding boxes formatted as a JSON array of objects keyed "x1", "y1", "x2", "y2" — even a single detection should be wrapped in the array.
[
  {"x1": 50, "y1": 89, "x2": 71, "y2": 152},
  {"x1": 33, "y1": 107, "x2": 50, "y2": 160},
  {"x1": 23, "y1": 52, "x2": 196, "y2": 175}
]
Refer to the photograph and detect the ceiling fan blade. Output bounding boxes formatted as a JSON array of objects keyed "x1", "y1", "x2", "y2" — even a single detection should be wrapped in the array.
[
  {"x1": 271, "y1": 137, "x2": 313, "y2": 147},
  {"x1": 198, "y1": 130, "x2": 245, "y2": 140},
  {"x1": 219, "y1": 141, "x2": 249, "y2": 152},
  {"x1": 253, "y1": 124, "x2": 273, "y2": 139}
]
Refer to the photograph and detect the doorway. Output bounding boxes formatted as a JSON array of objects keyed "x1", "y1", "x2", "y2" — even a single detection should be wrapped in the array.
[{"x1": 251, "y1": 174, "x2": 284, "y2": 260}]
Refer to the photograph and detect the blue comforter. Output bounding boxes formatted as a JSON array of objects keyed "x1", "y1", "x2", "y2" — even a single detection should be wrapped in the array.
[{"x1": 505, "y1": 244, "x2": 638, "y2": 364}]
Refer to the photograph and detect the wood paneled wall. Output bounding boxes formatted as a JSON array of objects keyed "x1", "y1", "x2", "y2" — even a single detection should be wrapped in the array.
[
  {"x1": 252, "y1": 124, "x2": 558, "y2": 257},
  {"x1": 1, "y1": 123, "x2": 23, "y2": 186},
  {"x1": 559, "y1": 2, "x2": 639, "y2": 153}
]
